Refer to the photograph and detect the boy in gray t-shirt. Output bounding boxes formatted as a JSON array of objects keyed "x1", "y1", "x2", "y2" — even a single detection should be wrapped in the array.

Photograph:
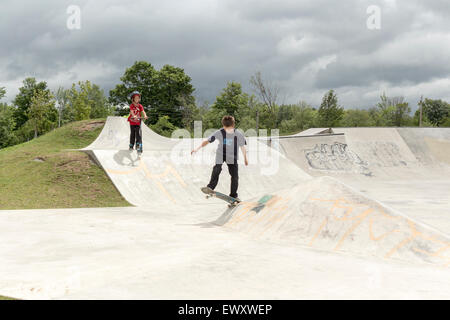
[{"x1": 191, "y1": 115, "x2": 248, "y2": 200}]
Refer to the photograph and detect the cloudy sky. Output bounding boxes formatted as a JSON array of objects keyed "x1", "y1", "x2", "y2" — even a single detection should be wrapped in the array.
[{"x1": 1, "y1": 0, "x2": 450, "y2": 111}]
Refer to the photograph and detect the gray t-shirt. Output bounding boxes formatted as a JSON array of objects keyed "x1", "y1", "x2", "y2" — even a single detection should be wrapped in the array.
[{"x1": 208, "y1": 128, "x2": 247, "y2": 164}]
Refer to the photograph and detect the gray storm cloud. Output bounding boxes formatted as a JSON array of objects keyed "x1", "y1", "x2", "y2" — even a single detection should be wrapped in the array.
[{"x1": 1, "y1": 0, "x2": 449, "y2": 110}]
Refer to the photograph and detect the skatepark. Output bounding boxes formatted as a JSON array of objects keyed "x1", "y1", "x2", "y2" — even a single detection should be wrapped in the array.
[{"x1": 0, "y1": 117, "x2": 449, "y2": 299}]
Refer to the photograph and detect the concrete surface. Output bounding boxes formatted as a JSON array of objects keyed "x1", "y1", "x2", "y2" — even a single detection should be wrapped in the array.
[
  {"x1": 269, "y1": 127, "x2": 450, "y2": 234},
  {"x1": 1, "y1": 206, "x2": 450, "y2": 300},
  {"x1": 0, "y1": 118, "x2": 449, "y2": 299},
  {"x1": 82, "y1": 116, "x2": 311, "y2": 207}
]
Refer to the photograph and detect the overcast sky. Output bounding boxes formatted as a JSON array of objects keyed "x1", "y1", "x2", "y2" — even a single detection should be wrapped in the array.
[{"x1": 1, "y1": 0, "x2": 450, "y2": 111}]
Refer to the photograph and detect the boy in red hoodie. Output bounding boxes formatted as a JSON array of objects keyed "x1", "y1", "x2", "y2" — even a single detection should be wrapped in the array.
[{"x1": 127, "y1": 91, "x2": 148, "y2": 156}]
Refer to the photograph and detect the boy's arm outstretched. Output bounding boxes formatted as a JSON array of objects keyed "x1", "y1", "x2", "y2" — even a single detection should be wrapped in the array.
[
  {"x1": 191, "y1": 140, "x2": 210, "y2": 155},
  {"x1": 241, "y1": 146, "x2": 249, "y2": 166}
]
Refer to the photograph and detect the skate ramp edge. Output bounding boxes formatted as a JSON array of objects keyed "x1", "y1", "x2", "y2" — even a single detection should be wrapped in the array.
[
  {"x1": 397, "y1": 127, "x2": 450, "y2": 165},
  {"x1": 80, "y1": 117, "x2": 311, "y2": 207},
  {"x1": 274, "y1": 127, "x2": 450, "y2": 179},
  {"x1": 80, "y1": 118, "x2": 450, "y2": 266},
  {"x1": 215, "y1": 176, "x2": 450, "y2": 267}
]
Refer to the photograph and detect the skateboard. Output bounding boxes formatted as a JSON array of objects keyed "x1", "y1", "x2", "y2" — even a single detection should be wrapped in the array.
[{"x1": 201, "y1": 187, "x2": 241, "y2": 207}]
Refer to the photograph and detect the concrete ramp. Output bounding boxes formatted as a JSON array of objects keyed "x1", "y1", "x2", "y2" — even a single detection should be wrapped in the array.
[
  {"x1": 216, "y1": 176, "x2": 450, "y2": 266},
  {"x1": 332, "y1": 128, "x2": 420, "y2": 169},
  {"x1": 277, "y1": 127, "x2": 450, "y2": 174},
  {"x1": 292, "y1": 128, "x2": 334, "y2": 136},
  {"x1": 275, "y1": 128, "x2": 433, "y2": 178},
  {"x1": 274, "y1": 133, "x2": 372, "y2": 177},
  {"x1": 2, "y1": 120, "x2": 450, "y2": 300},
  {"x1": 397, "y1": 128, "x2": 450, "y2": 165},
  {"x1": 81, "y1": 118, "x2": 450, "y2": 266},
  {"x1": 82, "y1": 117, "x2": 311, "y2": 207},
  {"x1": 267, "y1": 127, "x2": 450, "y2": 235}
]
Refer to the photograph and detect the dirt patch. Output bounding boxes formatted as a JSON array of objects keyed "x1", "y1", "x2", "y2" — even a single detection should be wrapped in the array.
[
  {"x1": 78, "y1": 121, "x2": 105, "y2": 132},
  {"x1": 55, "y1": 152, "x2": 92, "y2": 173}
]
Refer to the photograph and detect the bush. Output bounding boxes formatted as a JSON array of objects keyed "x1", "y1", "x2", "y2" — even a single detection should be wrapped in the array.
[
  {"x1": 150, "y1": 115, "x2": 178, "y2": 137},
  {"x1": 441, "y1": 117, "x2": 450, "y2": 127},
  {"x1": 0, "y1": 104, "x2": 17, "y2": 148},
  {"x1": 341, "y1": 109, "x2": 373, "y2": 127}
]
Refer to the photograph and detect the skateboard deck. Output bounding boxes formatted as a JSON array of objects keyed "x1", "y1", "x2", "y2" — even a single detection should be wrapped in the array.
[{"x1": 201, "y1": 187, "x2": 241, "y2": 207}]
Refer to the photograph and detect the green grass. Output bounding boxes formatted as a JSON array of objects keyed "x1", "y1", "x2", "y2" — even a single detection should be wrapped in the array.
[
  {"x1": 0, "y1": 295, "x2": 16, "y2": 300},
  {"x1": 0, "y1": 119, "x2": 130, "y2": 209}
]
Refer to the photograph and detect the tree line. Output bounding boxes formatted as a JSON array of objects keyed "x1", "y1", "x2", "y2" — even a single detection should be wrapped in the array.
[{"x1": 1, "y1": 61, "x2": 450, "y2": 149}]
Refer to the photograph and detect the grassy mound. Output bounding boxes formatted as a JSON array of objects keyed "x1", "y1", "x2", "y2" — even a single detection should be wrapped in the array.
[{"x1": 0, "y1": 119, "x2": 130, "y2": 209}]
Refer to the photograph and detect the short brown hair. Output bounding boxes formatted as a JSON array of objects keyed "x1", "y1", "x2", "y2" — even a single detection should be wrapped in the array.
[{"x1": 221, "y1": 115, "x2": 235, "y2": 127}]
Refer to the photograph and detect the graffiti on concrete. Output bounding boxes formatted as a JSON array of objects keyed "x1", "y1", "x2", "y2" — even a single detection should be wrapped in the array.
[
  {"x1": 305, "y1": 197, "x2": 450, "y2": 267},
  {"x1": 250, "y1": 195, "x2": 274, "y2": 214},
  {"x1": 355, "y1": 141, "x2": 408, "y2": 167},
  {"x1": 225, "y1": 195, "x2": 290, "y2": 236},
  {"x1": 225, "y1": 195, "x2": 450, "y2": 266},
  {"x1": 304, "y1": 142, "x2": 372, "y2": 176}
]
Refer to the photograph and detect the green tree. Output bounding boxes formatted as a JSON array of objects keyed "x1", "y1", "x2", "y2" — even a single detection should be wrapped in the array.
[
  {"x1": 250, "y1": 71, "x2": 279, "y2": 129},
  {"x1": 202, "y1": 104, "x2": 228, "y2": 130},
  {"x1": 277, "y1": 105, "x2": 296, "y2": 126},
  {"x1": 13, "y1": 78, "x2": 51, "y2": 128},
  {"x1": 276, "y1": 102, "x2": 318, "y2": 134},
  {"x1": 412, "y1": 109, "x2": 433, "y2": 127},
  {"x1": 341, "y1": 109, "x2": 373, "y2": 127},
  {"x1": 368, "y1": 107, "x2": 387, "y2": 126},
  {"x1": 150, "y1": 115, "x2": 178, "y2": 137},
  {"x1": 393, "y1": 102, "x2": 412, "y2": 126},
  {"x1": 27, "y1": 90, "x2": 57, "y2": 138},
  {"x1": 66, "y1": 82, "x2": 90, "y2": 121},
  {"x1": 293, "y1": 103, "x2": 318, "y2": 131},
  {"x1": 375, "y1": 93, "x2": 395, "y2": 126},
  {"x1": 441, "y1": 117, "x2": 450, "y2": 127},
  {"x1": 55, "y1": 86, "x2": 70, "y2": 127},
  {"x1": 317, "y1": 90, "x2": 344, "y2": 127},
  {"x1": 109, "y1": 61, "x2": 157, "y2": 115},
  {"x1": 422, "y1": 98, "x2": 450, "y2": 127},
  {"x1": 372, "y1": 93, "x2": 412, "y2": 127},
  {"x1": 153, "y1": 64, "x2": 195, "y2": 127},
  {"x1": 255, "y1": 107, "x2": 277, "y2": 132},
  {"x1": 14, "y1": 121, "x2": 35, "y2": 142},
  {"x1": 87, "y1": 83, "x2": 112, "y2": 119},
  {"x1": 178, "y1": 94, "x2": 200, "y2": 131},
  {"x1": 65, "y1": 81, "x2": 110, "y2": 121},
  {"x1": 0, "y1": 103, "x2": 17, "y2": 148},
  {"x1": 109, "y1": 61, "x2": 195, "y2": 127},
  {"x1": 237, "y1": 95, "x2": 264, "y2": 133},
  {"x1": 204, "y1": 82, "x2": 249, "y2": 129},
  {"x1": 196, "y1": 101, "x2": 212, "y2": 129}
]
